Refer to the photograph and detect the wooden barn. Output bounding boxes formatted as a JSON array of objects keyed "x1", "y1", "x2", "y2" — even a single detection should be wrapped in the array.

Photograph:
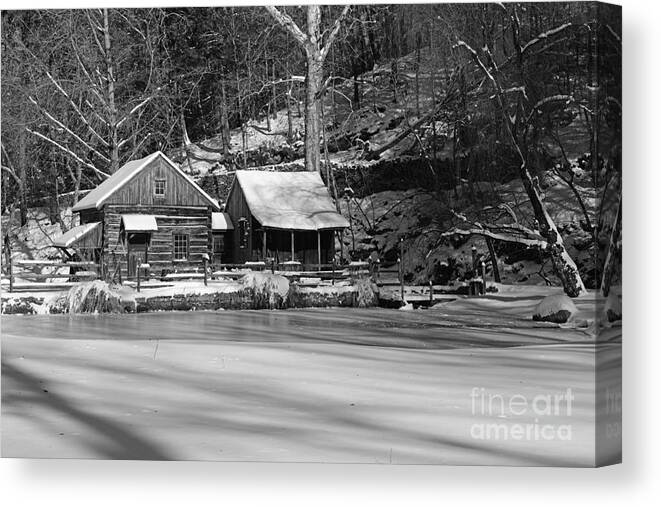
[
  {"x1": 54, "y1": 151, "x2": 225, "y2": 278},
  {"x1": 225, "y1": 170, "x2": 349, "y2": 267}
]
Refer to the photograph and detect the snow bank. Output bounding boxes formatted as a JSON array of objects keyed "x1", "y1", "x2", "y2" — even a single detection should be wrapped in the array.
[{"x1": 532, "y1": 294, "x2": 578, "y2": 323}]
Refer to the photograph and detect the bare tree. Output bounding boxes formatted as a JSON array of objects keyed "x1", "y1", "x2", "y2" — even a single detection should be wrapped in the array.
[
  {"x1": 265, "y1": 5, "x2": 350, "y2": 173},
  {"x1": 453, "y1": 5, "x2": 586, "y2": 297},
  {"x1": 24, "y1": 9, "x2": 166, "y2": 179}
]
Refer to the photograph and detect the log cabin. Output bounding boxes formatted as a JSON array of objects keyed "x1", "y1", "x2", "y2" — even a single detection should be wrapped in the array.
[
  {"x1": 54, "y1": 151, "x2": 225, "y2": 278},
  {"x1": 53, "y1": 153, "x2": 350, "y2": 277},
  {"x1": 225, "y1": 170, "x2": 349, "y2": 267}
]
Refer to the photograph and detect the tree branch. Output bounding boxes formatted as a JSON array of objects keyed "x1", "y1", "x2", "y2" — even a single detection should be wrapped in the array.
[
  {"x1": 44, "y1": 71, "x2": 109, "y2": 146},
  {"x1": 443, "y1": 209, "x2": 548, "y2": 249},
  {"x1": 1, "y1": 165, "x2": 22, "y2": 185},
  {"x1": 0, "y1": 143, "x2": 21, "y2": 185},
  {"x1": 320, "y1": 5, "x2": 350, "y2": 61},
  {"x1": 116, "y1": 93, "x2": 160, "y2": 129},
  {"x1": 264, "y1": 6, "x2": 308, "y2": 46},
  {"x1": 28, "y1": 95, "x2": 110, "y2": 163},
  {"x1": 442, "y1": 226, "x2": 548, "y2": 249},
  {"x1": 367, "y1": 76, "x2": 456, "y2": 160},
  {"x1": 26, "y1": 128, "x2": 110, "y2": 179},
  {"x1": 521, "y1": 23, "x2": 572, "y2": 54}
]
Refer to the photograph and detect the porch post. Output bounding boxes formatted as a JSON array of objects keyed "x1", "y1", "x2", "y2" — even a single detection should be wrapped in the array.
[
  {"x1": 262, "y1": 230, "x2": 267, "y2": 260},
  {"x1": 333, "y1": 230, "x2": 337, "y2": 262},
  {"x1": 290, "y1": 230, "x2": 295, "y2": 262},
  {"x1": 317, "y1": 230, "x2": 321, "y2": 270}
]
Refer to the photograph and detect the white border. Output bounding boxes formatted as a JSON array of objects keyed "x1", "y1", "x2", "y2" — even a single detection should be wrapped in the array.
[{"x1": 2, "y1": 1, "x2": 661, "y2": 506}]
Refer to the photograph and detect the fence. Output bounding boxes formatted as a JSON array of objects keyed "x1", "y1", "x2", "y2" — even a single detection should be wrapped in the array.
[
  {"x1": 2, "y1": 259, "x2": 100, "y2": 292},
  {"x1": 3, "y1": 242, "x2": 486, "y2": 298}
]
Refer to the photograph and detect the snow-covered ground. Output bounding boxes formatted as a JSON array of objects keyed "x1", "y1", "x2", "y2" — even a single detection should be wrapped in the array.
[{"x1": 1, "y1": 289, "x2": 620, "y2": 465}]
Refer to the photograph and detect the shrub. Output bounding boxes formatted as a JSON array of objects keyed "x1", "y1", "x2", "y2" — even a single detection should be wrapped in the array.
[{"x1": 240, "y1": 272, "x2": 290, "y2": 309}]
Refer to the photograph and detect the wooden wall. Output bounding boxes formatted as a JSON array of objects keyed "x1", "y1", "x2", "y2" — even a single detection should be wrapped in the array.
[
  {"x1": 224, "y1": 179, "x2": 253, "y2": 263},
  {"x1": 105, "y1": 156, "x2": 213, "y2": 208},
  {"x1": 101, "y1": 204, "x2": 211, "y2": 279},
  {"x1": 79, "y1": 209, "x2": 103, "y2": 225}
]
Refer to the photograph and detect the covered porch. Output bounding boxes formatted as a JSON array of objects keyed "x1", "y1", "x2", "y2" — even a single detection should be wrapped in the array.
[{"x1": 252, "y1": 227, "x2": 340, "y2": 270}]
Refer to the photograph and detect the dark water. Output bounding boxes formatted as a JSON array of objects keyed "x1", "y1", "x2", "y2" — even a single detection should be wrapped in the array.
[{"x1": 1, "y1": 308, "x2": 583, "y2": 350}]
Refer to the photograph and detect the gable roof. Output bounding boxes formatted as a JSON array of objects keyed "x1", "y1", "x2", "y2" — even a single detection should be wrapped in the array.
[
  {"x1": 233, "y1": 170, "x2": 349, "y2": 231},
  {"x1": 72, "y1": 151, "x2": 220, "y2": 211}
]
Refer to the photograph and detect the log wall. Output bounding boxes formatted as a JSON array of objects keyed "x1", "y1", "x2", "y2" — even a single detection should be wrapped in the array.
[{"x1": 102, "y1": 204, "x2": 211, "y2": 279}]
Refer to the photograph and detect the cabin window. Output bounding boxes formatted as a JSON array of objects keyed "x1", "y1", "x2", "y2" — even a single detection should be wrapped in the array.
[
  {"x1": 238, "y1": 217, "x2": 249, "y2": 249},
  {"x1": 154, "y1": 178, "x2": 166, "y2": 196},
  {"x1": 173, "y1": 234, "x2": 189, "y2": 260},
  {"x1": 212, "y1": 234, "x2": 224, "y2": 256}
]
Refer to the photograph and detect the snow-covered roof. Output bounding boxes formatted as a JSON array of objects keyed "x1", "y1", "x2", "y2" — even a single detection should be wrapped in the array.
[
  {"x1": 234, "y1": 170, "x2": 349, "y2": 231},
  {"x1": 211, "y1": 212, "x2": 233, "y2": 231},
  {"x1": 121, "y1": 214, "x2": 158, "y2": 232},
  {"x1": 52, "y1": 222, "x2": 101, "y2": 248},
  {"x1": 72, "y1": 151, "x2": 220, "y2": 211}
]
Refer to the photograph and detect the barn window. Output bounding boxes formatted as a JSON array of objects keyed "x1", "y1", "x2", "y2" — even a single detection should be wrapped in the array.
[
  {"x1": 173, "y1": 234, "x2": 189, "y2": 260},
  {"x1": 238, "y1": 217, "x2": 249, "y2": 249},
  {"x1": 154, "y1": 178, "x2": 166, "y2": 196}
]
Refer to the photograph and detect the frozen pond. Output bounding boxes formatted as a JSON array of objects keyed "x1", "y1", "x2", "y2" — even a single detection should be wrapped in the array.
[
  {"x1": 1, "y1": 304, "x2": 621, "y2": 465},
  {"x1": 1, "y1": 306, "x2": 592, "y2": 348}
]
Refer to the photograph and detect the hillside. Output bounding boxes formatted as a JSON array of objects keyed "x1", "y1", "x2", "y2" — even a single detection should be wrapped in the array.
[
  {"x1": 2, "y1": 46, "x2": 602, "y2": 290},
  {"x1": 175, "y1": 46, "x2": 599, "y2": 288}
]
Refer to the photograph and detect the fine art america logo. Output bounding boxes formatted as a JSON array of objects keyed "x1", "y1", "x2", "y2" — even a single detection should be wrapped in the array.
[{"x1": 469, "y1": 387, "x2": 574, "y2": 441}]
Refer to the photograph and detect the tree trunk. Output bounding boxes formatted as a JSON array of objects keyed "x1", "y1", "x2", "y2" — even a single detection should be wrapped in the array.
[
  {"x1": 219, "y1": 81, "x2": 231, "y2": 156},
  {"x1": 50, "y1": 170, "x2": 64, "y2": 231},
  {"x1": 286, "y1": 81, "x2": 294, "y2": 143},
  {"x1": 265, "y1": 60, "x2": 271, "y2": 131},
  {"x1": 180, "y1": 111, "x2": 193, "y2": 172},
  {"x1": 457, "y1": 31, "x2": 586, "y2": 297},
  {"x1": 271, "y1": 61, "x2": 278, "y2": 119},
  {"x1": 390, "y1": 59, "x2": 398, "y2": 103},
  {"x1": 321, "y1": 102, "x2": 339, "y2": 210},
  {"x1": 415, "y1": 33, "x2": 421, "y2": 117},
  {"x1": 265, "y1": 4, "x2": 349, "y2": 173},
  {"x1": 304, "y1": 53, "x2": 323, "y2": 173},
  {"x1": 73, "y1": 163, "x2": 82, "y2": 205},
  {"x1": 352, "y1": 62, "x2": 361, "y2": 110},
  {"x1": 600, "y1": 193, "x2": 622, "y2": 297},
  {"x1": 102, "y1": 9, "x2": 119, "y2": 174},
  {"x1": 486, "y1": 237, "x2": 501, "y2": 283},
  {"x1": 17, "y1": 109, "x2": 28, "y2": 227},
  {"x1": 241, "y1": 124, "x2": 247, "y2": 167},
  {"x1": 589, "y1": 20, "x2": 600, "y2": 184},
  {"x1": 522, "y1": 168, "x2": 586, "y2": 297}
]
